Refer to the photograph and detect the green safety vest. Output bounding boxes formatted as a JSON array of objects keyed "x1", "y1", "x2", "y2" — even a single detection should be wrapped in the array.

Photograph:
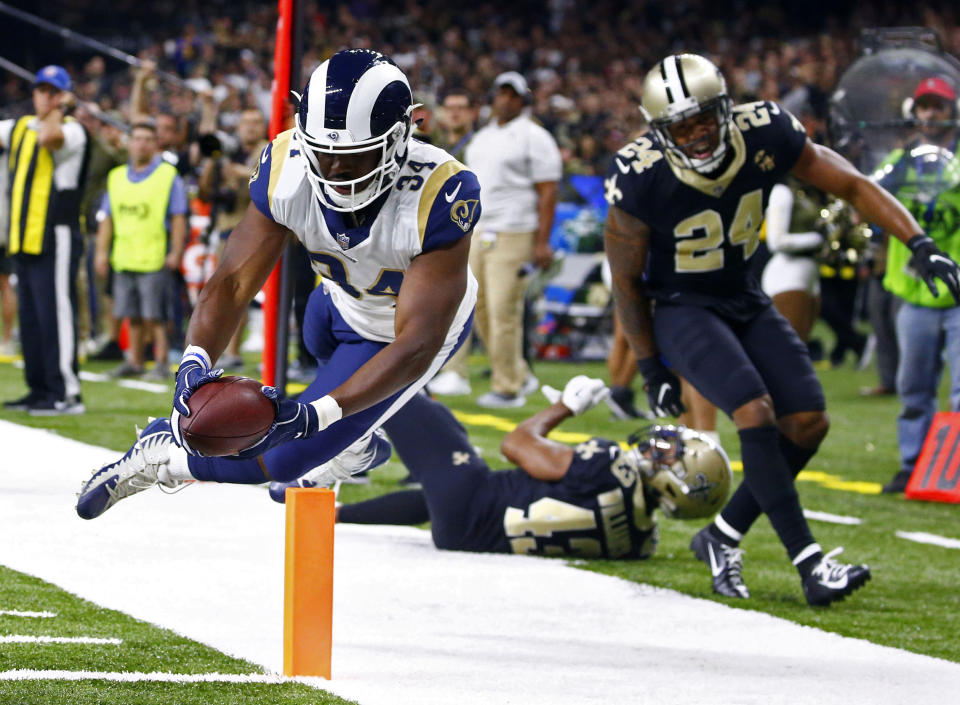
[
  {"x1": 106, "y1": 160, "x2": 177, "y2": 272},
  {"x1": 881, "y1": 147, "x2": 960, "y2": 308}
]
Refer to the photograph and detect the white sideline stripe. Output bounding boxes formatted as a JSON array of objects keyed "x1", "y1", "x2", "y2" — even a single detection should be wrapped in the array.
[
  {"x1": 895, "y1": 530, "x2": 960, "y2": 550},
  {"x1": 78, "y1": 371, "x2": 168, "y2": 394},
  {"x1": 3, "y1": 421, "x2": 960, "y2": 705},
  {"x1": 0, "y1": 670, "x2": 321, "y2": 685},
  {"x1": 118, "y1": 379, "x2": 169, "y2": 393},
  {"x1": 803, "y1": 509, "x2": 863, "y2": 525},
  {"x1": 0, "y1": 610, "x2": 57, "y2": 618},
  {"x1": 0, "y1": 635, "x2": 121, "y2": 645}
]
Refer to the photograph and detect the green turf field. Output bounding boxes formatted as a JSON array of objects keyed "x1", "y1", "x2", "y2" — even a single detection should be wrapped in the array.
[{"x1": 0, "y1": 344, "x2": 958, "y2": 704}]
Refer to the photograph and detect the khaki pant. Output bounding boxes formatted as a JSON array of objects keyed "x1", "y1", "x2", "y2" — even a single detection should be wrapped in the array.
[{"x1": 447, "y1": 229, "x2": 534, "y2": 394}]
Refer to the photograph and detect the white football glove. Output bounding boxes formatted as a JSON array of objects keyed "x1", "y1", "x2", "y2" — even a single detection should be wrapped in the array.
[{"x1": 543, "y1": 375, "x2": 609, "y2": 416}]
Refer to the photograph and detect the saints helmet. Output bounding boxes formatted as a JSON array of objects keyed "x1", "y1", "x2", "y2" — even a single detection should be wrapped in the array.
[
  {"x1": 640, "y1": 54, "x2": 733, "y2": 174},
  {"x1": 627, "y1": 425, "x2": 732, "y2": 519},
  {"x1": 293, "y1": 49, "x2": 415, "y2": 212}
]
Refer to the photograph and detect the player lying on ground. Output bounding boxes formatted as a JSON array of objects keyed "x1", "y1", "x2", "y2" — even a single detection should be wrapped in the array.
[
  {"x1": 605, "y1": 53, "x2": 960, "y2": 606},
  {"x1": 76, "y1": 49, "x2": 481, "y2": 520},
  {"x1": 272, "y1": 376, "x2": 732, "y2": 559}
]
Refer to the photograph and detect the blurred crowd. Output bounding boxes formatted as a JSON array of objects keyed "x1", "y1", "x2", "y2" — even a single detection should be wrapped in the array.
[
  {"x1": 3, "y1": 1, "x2": 960, "y2": 180},
  {"x1": 0, "y1": 2, "x2": 955, "y2": 364}
]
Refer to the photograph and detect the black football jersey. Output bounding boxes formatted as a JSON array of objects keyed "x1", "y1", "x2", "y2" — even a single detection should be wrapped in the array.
[
  {"x1": 605, "y1": 101, "x2": 807, "y2": 317},
  {"x1": 463, "y1": 438, "x2": 655, "y2": 558}
]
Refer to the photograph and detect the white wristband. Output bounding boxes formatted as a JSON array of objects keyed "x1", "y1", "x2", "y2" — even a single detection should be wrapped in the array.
[
  {"x1": 309, "y1": 395, "x2": 343, "y2": 432},
  {"x1": 182, "y1": 344, "x2": 212, "y2": 368}
]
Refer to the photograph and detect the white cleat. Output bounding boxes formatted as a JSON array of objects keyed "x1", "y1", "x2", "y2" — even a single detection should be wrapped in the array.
[{"x1": 76, "y1": 418, "x2": 182, "y2": 520}]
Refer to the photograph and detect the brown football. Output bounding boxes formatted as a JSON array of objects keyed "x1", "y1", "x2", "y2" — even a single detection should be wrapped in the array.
[{"x1": 180, "y1": 376, "x2": 275, "y2": 456}]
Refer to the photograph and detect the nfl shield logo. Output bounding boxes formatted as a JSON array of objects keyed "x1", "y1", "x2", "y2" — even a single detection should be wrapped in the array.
[{"x1": 336, "y1": 232, "x2": 350, "y2": 249}]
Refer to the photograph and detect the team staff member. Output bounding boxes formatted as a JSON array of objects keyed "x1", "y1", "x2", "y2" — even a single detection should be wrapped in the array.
[
  {"x1": 464, "y1": 72, "x2": 561, "y2": 408},
  {"x1": 95, "y1": 120, "x2": 187, "y2": 379},
  {"x1": 605, "y1": 54, "x2": 960, "y2": 607},
  {"x1": 877, "y1": 77, "x2": 960, "y2": 493},
  {"x1": 0, "y1": 66, "x2": 89, "y2": 415}
]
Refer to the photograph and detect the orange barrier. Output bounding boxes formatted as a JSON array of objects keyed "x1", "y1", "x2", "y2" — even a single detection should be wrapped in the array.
[{"x1": 283, "y1": 487, "x2": 335, "y2": 678}]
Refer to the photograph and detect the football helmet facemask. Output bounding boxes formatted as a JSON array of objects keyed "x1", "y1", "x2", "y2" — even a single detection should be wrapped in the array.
[
  {"x1": 627, "y1": 424, "x2": 732, "y2": 519},
  {"x1": 294, "y1": 49, "x2": 415, "y2": 212},
  {"x1": 640, "y1": 54, "x2": 733, "y2": 174}
]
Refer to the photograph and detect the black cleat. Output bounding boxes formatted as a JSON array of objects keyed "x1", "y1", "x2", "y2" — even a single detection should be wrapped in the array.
[
  {"x1": 802, "y1": 547, "x2": 871, "y2": 606},
  {"x1": 882, "y1": 470, "x2": 912, "y2": 494},
  {"x1": 690, "y1": 526, "x2": 750, "y2": 598}
]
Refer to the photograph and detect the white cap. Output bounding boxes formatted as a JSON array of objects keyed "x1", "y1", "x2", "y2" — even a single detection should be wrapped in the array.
[{"x1": 494, "y1": 71, "x2": 530, "y2": 96}]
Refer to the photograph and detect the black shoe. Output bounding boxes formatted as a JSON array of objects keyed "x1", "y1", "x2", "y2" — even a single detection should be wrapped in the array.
[
  {"x1": 3, "y1": 391, "x2": 41, "y2": 411},
  {"x1": 802, "y1": 547, "x2": 871, "y2": 607},
  {"x1": 882, "y1": 470, "x2": 912, "y2": 494},
  {"x1": 28, "y1": 395, "x2": 85, "y2": 416},
  {"x1": 690, "y1": 526, "x2": 750, "y2": 598},
  {"x1": 90, "y1": 340, "x2": 124, "y2": 361},
  {"x1": 606, "y1": 386, "x2": 641, "y2": 420}
]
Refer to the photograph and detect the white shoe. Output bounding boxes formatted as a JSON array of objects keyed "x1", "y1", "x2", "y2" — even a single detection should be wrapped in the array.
[
  {"x1": 268, "y1": 429, "x2": 392, "y2": 503},
  {"x1": 521, "y1": 374, "x2": 539, "y2": 396},
  {"x1": 476, "y1": 391, "x2": 526, "y2": 408},
  {"x1": 76, "y1": 418, "x2": 181, "y2": 519},
  {"x1": 426, "y1": 371, "x2": 471, "y2": 396}
]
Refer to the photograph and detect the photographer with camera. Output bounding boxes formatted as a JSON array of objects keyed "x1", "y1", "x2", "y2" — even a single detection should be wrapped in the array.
[{"x1": 196, "y1": 93, "x2": 267, "y2": 369}]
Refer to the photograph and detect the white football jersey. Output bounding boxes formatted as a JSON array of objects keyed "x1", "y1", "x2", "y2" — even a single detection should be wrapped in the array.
[{"x1": 250, "y1": 134, "x2": 480, "y2": 343}]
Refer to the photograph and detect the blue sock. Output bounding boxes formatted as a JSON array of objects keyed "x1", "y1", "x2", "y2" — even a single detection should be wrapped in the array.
[{"x1": 187, "y1": 455, "x2": 271, "y2": 484}]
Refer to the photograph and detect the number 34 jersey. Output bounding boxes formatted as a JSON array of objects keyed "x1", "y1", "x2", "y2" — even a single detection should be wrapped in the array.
[
  {"x1": 605, "y1": 101, "x2": 807, "y2": 317},
  {"x1": 250, "y1": 133, "x2": 481, "y2": 342}
]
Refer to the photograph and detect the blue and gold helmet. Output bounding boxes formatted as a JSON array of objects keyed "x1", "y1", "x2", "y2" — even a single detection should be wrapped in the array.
[{"x1": 294, "y1": 49, "x2": 415, "y2": 212}]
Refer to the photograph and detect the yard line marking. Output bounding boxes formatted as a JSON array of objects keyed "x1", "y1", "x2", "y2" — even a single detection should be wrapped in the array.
[
  {"x1": 0, "y1": 669, "x2": 325, "y2": 685},
  {"x1": 78, "y1": 371, "x2": 168, "y2": 394},
  {"x1": 117, "y1": 379, "x2": 169, "y2": 393},
  {"x1": 803, "y1": 509, "x2": 863, "y2": 525},
  {"x1": 0, "y1": 635, "x2": 121, "y2": 645},
  {"x1": 0, "y1": 610, "x2": 57, "y2": 618},
  {"x1": 895, "y1": 530, "x2": 960, "y2": 550}
]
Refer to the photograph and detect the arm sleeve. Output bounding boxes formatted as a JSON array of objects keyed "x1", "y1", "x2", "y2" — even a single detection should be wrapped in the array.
[
  {"x1": 0, "y1": 119, "x2": 14, "y2": 149},
  {"x1": 765, "y1": 183, "x2": 823, "y2": 254},
  {"x1": 420, "y1": 168, "x2": 482, "y2": 252},
  {"x1": 248, "y1": 142, "x2": 276, "y2": 222},
  {"x1": 767, "y1": 102, "x2": 808, "y2": 173},
  {"x1": 528, "y1": 124, "x2": 563, "y2": 183},
  {"x1": 99, "y1": 190, "x2": 111, "y2": 218},
  {"x1": 55, "y1": 121, "x2": 87, "y2": 161},
  {"x1": 560, "y1": 438, "x2": 620, "y2": 494},
  {"x1": 167, "y1": 175, "x2": 188, "y2": 216}
]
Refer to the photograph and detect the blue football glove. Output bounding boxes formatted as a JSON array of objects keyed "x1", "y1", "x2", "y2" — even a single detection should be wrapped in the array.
[
  {"x1": 235, "y1": 387, "x2": 343, "y2": 458},
  {"x1": 907, "y1": 234, "x2": 960, "y2": 303},
  {"x1": 170, "y1": 345, "x2": 223, "y2": 455},
  {"x1": 637, "y1": 356, "x2": 686, "y2": 418}
]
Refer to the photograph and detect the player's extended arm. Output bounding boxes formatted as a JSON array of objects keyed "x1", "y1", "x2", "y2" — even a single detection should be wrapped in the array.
[
  {"x1": 791, "y1": 141, "x2": 919, "y2": 242},
  {"x1": 186, "y1": 201, "x2": 291, "y2": 359},
  {"x1": 792, "y1": 140, "x2": 960, "y2": 301},
  {"x1": 604, "y1": 206, "x2": 685, "y2": 416},
  {"x1": 328, "y1": 232, "x2": 471, "y2": 417},
  {"x1": 503, "y1": 376, "x2": 609, "y2": 481}
]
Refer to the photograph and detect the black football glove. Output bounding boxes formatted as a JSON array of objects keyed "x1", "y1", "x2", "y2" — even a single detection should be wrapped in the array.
[
  {"x1": 907, "y1": 235, "x2": 960, "y2": 304},
  {"x1": 637, "y1": 356, "x2": 686, "y2": 418}
]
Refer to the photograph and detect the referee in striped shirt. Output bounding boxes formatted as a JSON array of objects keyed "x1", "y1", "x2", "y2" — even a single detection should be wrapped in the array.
[{"x1": 0, "y1": 66, "x2": 90, "y2": 415}]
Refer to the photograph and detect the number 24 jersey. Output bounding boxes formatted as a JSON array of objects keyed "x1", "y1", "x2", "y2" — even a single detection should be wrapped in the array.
[{"x1": 605, "y1": 101, "x2": 807, "y2": 316}]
